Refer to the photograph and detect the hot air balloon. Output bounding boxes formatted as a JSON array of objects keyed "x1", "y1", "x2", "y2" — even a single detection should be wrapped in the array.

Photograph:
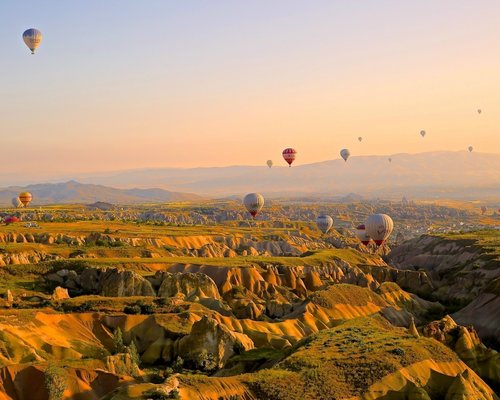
[
  {"x1": 365, "y1": 214, "x2": 394, "y2": 246},
  {"x1": 481, "y1": 206, "x2": 487, "y2": 215},
  {"x1": 18, "y1": 192, "x2": 32, "y2": 207},
  {"x1": 243, "y1": 193, "x2": 264, "y2": 218},
  {"x1": 388, "y1": 158, "x2": 392, "y2": 163},
  {"x1": 22, "y1": 28, "x2": 42, "y2": 54},
  {"x1": 266, "y1": 160, "x2": 273, "y2": 168},
  {"x1": 4, "y1": 216, "x2": 20, "y2": 225},
  {"x1": 355, "y1": 224, "x2": 371, "y2": 245},
  {"x1": 420, "y1": 130, "x2": 426, "y2": 138},
  {"x1": 282, "y1": 148, "x2": 296, "y2": 167},
  {"x1": 316, "y1": 215, "x2": 333, "y2": 234},
  {"x1": 468, "y1": 146, "x2": 473, "y2": 152},
  {"x1": 340, "y1": 149, "x2": 350, "y2": 162},
  {"x1": 358, "y1": 137, "x2": 363, "y2": 142},
  {"x1": 477, "y1": 109, "x2": 482, "y2": 114},
  {"x1": 11, "y1": 197, "x2": 23, "y2": 208}
]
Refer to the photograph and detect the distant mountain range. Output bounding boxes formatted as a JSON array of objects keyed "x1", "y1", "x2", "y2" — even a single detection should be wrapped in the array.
[
  {"x1": 2, "y1": 152, "x2": 499, "y2": 204},
  {"x1": 0, "y1": 181, "x2": 203, "y2": 206},
  {"x1": 68, "y1": 151, "x2": 500, "y2": 200}
]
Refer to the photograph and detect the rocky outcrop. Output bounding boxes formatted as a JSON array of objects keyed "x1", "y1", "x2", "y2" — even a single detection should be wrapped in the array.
[
  {"x1": 388, "y1": 234, "x2": 500, "y2": 303},
  {"x1": 453, "y1": 277, "x2": 500, "y2": 344},
  {"x1": 51, "y1": 286, "x2": 70, "y2": 300},
  {"x1": 157, "y1": 272, "x2": 220, "y2": 300},
  {"x1": 47, "y1": 267, "x2": 156, "y2": 297},
  {"x1": 99, "y1": 269, "x2": 156, "y2": 297},
  {"x1": 0, "y1": 250, "x2": 59, "y2": 266},
  {"x1": 175, "y1": 316, "x2": 254, "y2": 370},
  {"x1": 423, "y1": 316, "x2": 500, "y2": 384}
]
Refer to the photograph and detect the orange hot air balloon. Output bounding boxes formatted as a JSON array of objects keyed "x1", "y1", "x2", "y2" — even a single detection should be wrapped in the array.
[
  {"x1": 282, "y1": 148, "x2": 297, "y2": 167},
  {"x1": 19, "y1": 192, "x2": 32, "y2": 207}
]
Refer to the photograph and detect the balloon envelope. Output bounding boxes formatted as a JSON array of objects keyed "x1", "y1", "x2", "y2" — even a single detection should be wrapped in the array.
[
  {"x1": 316, "y1": 215, "x2": 333, "y2": 234},
  {"x1": 468, "y1": 146, "x2": 473, "y2": 152},
  {"x1": 266, "y1": 160, "x2": 273, "y2": 168},
  {"x1": 282, "y1": 148, "x2": 296, "y2": 167},
  {"x1": 243, "y1": 193, "x2": 264, "y2": 218},
  {"x1": 23, "y1": 28, "x2": 42, "y2": 54},
  {"x1": 477, "y1": 109, "x2": 482, "y2": 114},
  {"x1": 420, "y1": 130, "x2": 426, "y2": 137},
  {"x1": 18, "y1": 192, "x2": 32, "y2": 207},
  {"x1": 11, "y1": 197, "x2": 23, "y2": 208},
  {"x1": 388, "y1": 158, "x2": 392, "y2": 163},
  {"x1": 365, "y1": 214, "x2": 394, "y2": 246},
  {"x1": 358, "y1": 137, "x2": 362, "y2": 142},
  {"x1": 340, "y1": 148, "x2": 350, "y2": 162},
  {"x1": 355, "y1": 224, "x2": 371, "y2": 245}
]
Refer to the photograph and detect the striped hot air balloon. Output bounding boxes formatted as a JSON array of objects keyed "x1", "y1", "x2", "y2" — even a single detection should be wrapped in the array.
[
  {"x1": 18, "y1": 192, "x2": 32, "y2": 207},
  {"x1": 23, "y1": 28, "x2": 43, "y2": 54},
  {"x1": 243, "y1": 193, "x2": 264, "y2": 218},
  {"x1": 365, "y1": 214, "x2": 394, "y2": 246},
  {"x1": 282, "y1": 148, "x2": 297, "y2": 167}
]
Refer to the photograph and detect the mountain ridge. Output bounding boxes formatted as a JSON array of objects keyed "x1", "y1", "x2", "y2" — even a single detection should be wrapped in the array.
[
  {"x1": 69, "y1": 151, "x2": 500, "y2": 199},
  {"x1": 0, "y1": 180, "x2": 203, "y2": 205}
]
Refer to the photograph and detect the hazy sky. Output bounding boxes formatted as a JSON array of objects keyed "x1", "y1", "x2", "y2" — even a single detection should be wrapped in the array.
[{"x1": 1, "y1": 0, "x2": 499, "y2": 179}]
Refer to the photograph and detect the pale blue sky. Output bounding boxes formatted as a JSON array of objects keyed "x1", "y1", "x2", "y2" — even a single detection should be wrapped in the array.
[{"x1": 1, "y1": 1, "x2": 499, "y2": 180}]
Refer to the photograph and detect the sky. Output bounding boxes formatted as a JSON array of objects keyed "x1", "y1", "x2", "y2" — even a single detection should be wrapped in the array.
[{"x1": 1, "y1": 0, "x2": 500, "y2": 181}]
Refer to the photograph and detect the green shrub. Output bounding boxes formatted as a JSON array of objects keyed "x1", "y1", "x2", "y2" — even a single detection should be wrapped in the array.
[
  {"x1": 124, "y1": 305, "x2": 141, "y2": 315},
  {"x1": 44, "y1": 364, "x2": 67, "y2": 400}
]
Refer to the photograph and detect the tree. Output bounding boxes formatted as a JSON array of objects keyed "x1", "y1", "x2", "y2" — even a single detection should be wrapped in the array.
[
  {"x1": 44, "y1": 364, "x2": 67, "y2": 400},
  {"x1": 127, "y1": 339, "x2": 140, "y2": 367},
  {"x1": 112, "y1": 327, "x2": 125, "y2": 354}
]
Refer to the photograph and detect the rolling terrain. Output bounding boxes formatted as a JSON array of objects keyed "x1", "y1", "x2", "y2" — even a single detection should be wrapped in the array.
[{"x1": 0, "y1": 201, "x2": 497, "y2": 399}]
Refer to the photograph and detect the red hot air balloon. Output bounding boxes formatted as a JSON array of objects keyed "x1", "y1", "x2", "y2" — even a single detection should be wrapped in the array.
[{"x1": 282, "y1": 148, "x2": 297, "y2": 167}]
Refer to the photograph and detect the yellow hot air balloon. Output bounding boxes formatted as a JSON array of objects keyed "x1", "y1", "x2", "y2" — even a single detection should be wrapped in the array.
[{"x1": 18, "y1": 192, "x2": 32, "y2": 207}]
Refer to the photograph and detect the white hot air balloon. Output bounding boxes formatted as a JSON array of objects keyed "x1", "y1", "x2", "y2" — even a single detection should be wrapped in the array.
[
  {"x1": 468, "y1": 146, "x2": 473, "y2": 152},
  {"x1": 420, "y1": 130, "x2": 426, "y2": 138},
  {"x1": 266, "y1": 160, "x2": 273, "y2": 168},
  {"x1": 340, "y1": 149, "x2": 350, "y2": 162},
  {"x1": 365, "y1": 214, "x2": 394, "y2": 246},
  {"x1": 243, "y1": 193, "x2": 264, "y2": 218},
  {"x1": 316, "y1": 215, "x2": 333, "y2": 234},
  {"x1": 23, "y1": 28, "x2": 43, "y2": 54},
  {"x1": 11, "y1": 197, "x2": 23, "y2": 208},
  {"x1": 355, "y1": 224, "x2": 371, "y2": 245}
]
